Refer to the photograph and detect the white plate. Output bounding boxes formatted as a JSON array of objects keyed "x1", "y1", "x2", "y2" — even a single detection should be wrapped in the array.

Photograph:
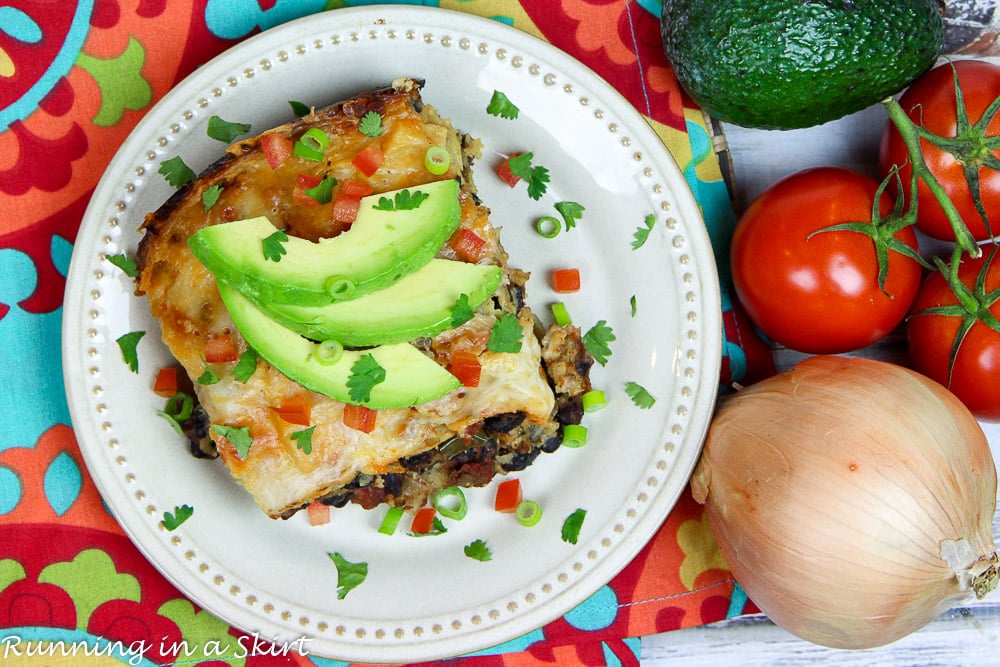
[{"x1": 62, "y1": 6, "x2": 720, "y2": 662}]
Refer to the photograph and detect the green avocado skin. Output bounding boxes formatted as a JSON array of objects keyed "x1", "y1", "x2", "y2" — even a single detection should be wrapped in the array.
[{"x1": 661, "y1": 0, "x2": 944, "y2": 129}]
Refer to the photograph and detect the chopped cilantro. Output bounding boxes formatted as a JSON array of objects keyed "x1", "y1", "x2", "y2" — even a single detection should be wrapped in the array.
[
  {"x1": 159, "y1": 156, "x2": 196, "y2": 188},
  {"x1": 450, "y1": 293, "x2": 474, "y2": 327},
  {"x1": 373, "y1": 189, "x2": 429, "y2": 212},
  {"x1": 116, "y1": 331, "x2": 145, "y2": 373},
  {"x1": 554, "y1": 201, "x2": 585, "y2": 231},
  {"x1": 289, "y1": 100, "x2": 311, "y2": 117},
  {"x1": 359, "y1": 111, "x2": 383, "y2": 137},
  {"x1": 197, "y1": 366, "x2": 220, "y2": 385},
  {"x1": 508, "y1": 152, "x2": 550, "y2": 200},
  {"x1": 207, "y1": 115, "x2": 251, "y2": 143},
  {"x1": 464, "y1": 539, "x2": 493, "y2": 561},
  {"x1": 561, "y1": 508, "x2": 587, "y2": 544},
  {"x1": 262, "y1": 230, "x2": 289, "y2": 262},
  {"x1": 487, "y1": 314, "x2": 523, "y2": 353},
  {"x1": 328, "y1": 552, "x2": 368, "y2": 599},
  {"x1": 630, "y1": 295, "x2": 638, "y2": 317},
  {"x1": 583, "y1": 320, "x2": 615, "y2": 366},
  {"x1": 632, "y1": 213, "x2": 657, "y2": 250},
  {"x1": 107, "y1": 252, "x2": 138, "y2": 277},
  {"x1": 486, "y1": 90, "x2": 520, "y2": 119},
  {"x1": 625, "y1": 381, "x2": 656, "y2": 409},
  {"x1": 291, "y1": 426, "x2": 316, "y2": 454},
  {"x1": 162, "y1": 504, "x2": 194, "y2": 531},
  {"x1": 202, "y1": 183, "x2": 223, "y2": 211},
  {"x1": 347, "y1": 354, "x2": 386, "y2": 404},
  {"x1": 212, "y1": 424, "x2": 253, "y2": 459},
  {"x1": 232, "y1": 347, "x2": 259, "y2": 383},
  {"x1": 305, "y1": 176, "x2": 336, "y2": 204}
]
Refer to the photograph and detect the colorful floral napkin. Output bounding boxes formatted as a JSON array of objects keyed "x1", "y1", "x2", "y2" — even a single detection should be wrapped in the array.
[{"x1": 0, "y1": 1, "x2": 770, "y2": 665}]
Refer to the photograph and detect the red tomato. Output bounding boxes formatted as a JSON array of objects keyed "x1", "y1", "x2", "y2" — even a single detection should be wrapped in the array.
[
  {"x1": 204, "y1": 334, "x2": 239, "y2": 363},
  {"x1": 730, "y1": 167, "x2": 923, "y2": 354},
  {"x1": 447, "y1": 351, "x2": 482, "y2": 387},
  {"x1": 261, "y1": 132, "x2": 292, "y2": 169},
  {"x1": 551, "y1": 268, "x2": 581, "y2": 293},
  {"x1": 879, "y1": 60, "x2": 1000, "y2": 242},
  {"x1": 152, "y1": 367, "x2": 178, "y2": 398},
  {"x1": 449, "y1": 228, "x2": 486, "y2": 262},
  {"x1": 907, "y1": 244, "x2": 1000, "y2": 421},
  {"x1": 494, "y1": 478, "x2": 522, "y2": 513},
  {"x1": 343, "y1": 403, "x2": 377, "y2": 433},
  {"x1": 496, "y1": 153, "x2": 523, "y2": 188},
  {"x1": 410, "y1": 507, "x2": 437, "y2": 534},
  {"x1": 351, "y1": 144, "x2": 384, "y2": 177}
]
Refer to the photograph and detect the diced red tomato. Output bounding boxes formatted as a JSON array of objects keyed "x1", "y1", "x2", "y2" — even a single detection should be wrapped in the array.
[
  {"x1": 272, "y1": 394, "x2": 312, "y2": 426},
  {"x1": 352, "y1": 144, "x2": 384, "y2": 177},
  {"x1": 447, "y1": 351, "x2": 482, "y2": 388},
  {"x1": 343, "y1": 403, "x2": 377, "y2": 433},
  {"x1": 204, "y1": 334, "x2": 238, "y2": 363},
  {"x1": 496, "y1": 153, "x2": 523, "y2": 188},
  {"x1": 551, "y1": 268, "x2": 581, "y2": 293},
  {"x1": 449, "y1": 228, "x2": 487, "y2": 262},
  {"x1": 152, "y1": 367, "x2": 178, "y2": 398},
  {"x1": 331, "y1": 194, "x2": 362, "y2": 225},
  {"x1": 306, "y1": 501, "x2": 331, "y2": 526},
  {"x1": 261, "y1": 132, "x2": 293, "y2": 169},
  {"x1": 410, "y1": 506, "x2": 437, "y2": 534},
  {"x1": 494, "y1": 478, "x2": 523, "y2": 513},
  {"x1": 293, "y1": 173, "x2": 323, "y2": 207},
  {"x1": 339, "y1": 178, "x2": 374, "y2": 199}
]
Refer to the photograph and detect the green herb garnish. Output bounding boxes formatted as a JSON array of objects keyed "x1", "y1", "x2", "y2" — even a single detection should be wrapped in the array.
[
  {"x1": 207, "y1": 115, "x2": 251, "y2": 143},
  {"x1": 487, "y1": 314, "x2": 523, "y2": 353},
  {"x1": 486, "y1": 90, "x2": 520, "y2": 119},
  {"x1": 202, "y1": 184, "x2": 223, "y2": 211},
  {"x1": 630, "y1": 295, "x2": 638, "y2": 317},
  {"x1": 561, "y1": 508, "x2": 587, "y2": 544},
  {"x1": 107, "y1": 252, "x2": 138, "y2": 277},
  {"x1": 162, "y1": 504, "x2": 194, "y2": 531},
  {"x1": 450, "y1": 293, "x2": 474, "y2": 327},
  {"x1": 359, "y1": 111, "x2": 383, "y2": 137},
  {"x1": 212, "y1": 424, "x2": 253, "y2": 459},
  {"x1": 116, "y1": 331, "x2": 145, "y2": 373},
  {"x1": 197, "y1": 366, "x2": 220, "y2": 385},
  {"x1": 328, "y1": 552, "x2": 368, "y2": 599},
  {"x1": 464, "y1": 539, "x2": 493, "y2": 561},
  {"x1": 625, "y1": 381, "x2": 656, "y2": 409},
  {"x1": 289, "y1": 100, "x2": 311, "y2": 117},
  {"x1": 554, "y1": 201, "x2": 585, "y2": 231},
  {"x1": 291, "y1": 426, "x2": 316, "y2": 455},
  {"x1": 410, "y1": 517, "x2": 448, "y2": 537},
  {"x1": 373, "y1": 189, "x2": 429, "y2": 212},
  {"x1": 305, "y1": 176, "x2": 336, "y2": 204},
  {"x1": 262, "y1": 230, "x2": 289, "y2": 262},
  {"x1": 347, "y1": 354, "x2": 386, "y2": 404},
  {"x1": 232, "y1": 347, "x2": 259, "y2": 383},
  {"x1": 632, "y1": 213, "x2": 657, "y2": 250},
  {"x1": 583, "y1": 320, "x2": 615, "y2": 366},
  {"x1": 159, "y1": 156, "x2": 196, "y2": 188},
  {"x1": 508, "y1": 152, "x2": 550, "y2": 200}
]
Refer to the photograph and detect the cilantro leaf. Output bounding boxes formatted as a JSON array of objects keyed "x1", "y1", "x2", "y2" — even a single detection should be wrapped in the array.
[
  {"x1": 328, "y1": 552, "x2": 368, "y2": 600},
  {"x1": 232, "y1": 347, "x2": 259, "y2": 383},
  {"x1": 630, "y1": 295, "x2": 638, "y2": 317},
  {"x1": 487, "y1": 314, "x2": 523, "y2": 353},
  {"x1": 162, "y1": 504, "x2": 194, "y2": 531},
  {"x1": 207, "y1": 115, "x2": 251, "y2": 143},
  {"x1": 632, "y1": 213, "x2": 657, "y2": 250},
  {"x1": 508, "y1": 152, "x2": 550, "y2": 200},
  {"x1": 486, "y1": 90, "x2": 520, "y2": 119},
  {"x1": 305, "y1": 176, "x2": 336, "y2": 204},
  {"x1": 372, "y1": 189, "x2": 429, "y2": 212},
  {"x1": 202, "y1": 184, "x2": 223, "y2": 212},
  {"x1": 212, "y1": 424, "x2": 253, "y2": 459},
  {"x1": 583, "y1": 320, "x2": 615, "y2": 366},
  {"x1": 291, "y1": 426, "x2": 316, "y2": 454},
  {"x1": 359, "y1": 111, "x2": 383, "y2": 137},
  {"x1": 289, "y1": 100, "x2": 311, "y2": 117},
  {"x1": 464, "y1": 539, "x2": 493, "y2": 561},
  {"x1": 450, "y1": 293, "x2": 474, "y2": 327},
  {"x1": 116, "y1": 331, "x2": 145, "y2": 373},
  {"x1": 561, "y1": 508, "x2": 587, "y2": 544},
  {"x1": 197, "y1": 366, "x2": 220, "y2": 385},
  {"x1": 554, "y1": 201, "x2": 585, "y2": 230},
  {"x1": 262, "y1": 230, "x2": 289, "y2": 262},
  {"x1": 625, "y1": 381, "x2": 656, "y2": 409},
  {"x1": 347, "y1": 354, "x2": 386, "y2": 404},
  {"x1": 159, "y1": 156, "x2": 196, "y2": 188},
  {"x1": 108, "y1": 252, "x2": 138, "y2": 277}
]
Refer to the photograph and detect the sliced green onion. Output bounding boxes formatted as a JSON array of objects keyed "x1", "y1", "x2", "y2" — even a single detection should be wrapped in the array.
[
  {"x1": 424, "y1": 145, "x2": 451, "y2": 175},
  {"x1": 378, "y1": 506, "x2": 404, "y2": 535},
  {"x1": 431, "y1": 486, "x2": 468, "y2": 520},
  {"x1": 314, "y1": 340, "x2": 344, "y2": 366},
  {"x1": 581, "y1": 389, "x2": 607, "y2": 413},
  {"x1": 515, "y1": 499, "x2": 542, "y2": 527},
  {"x1": 293, "y1": 140, "x2": 324, "y2": 162},
  {"x1": 326, "y1": 276, "x2": 356, "y2": 299},
  {"x1": 157, "y1": 411, "x2": 184, "y2": 435},
  {"x1": 534, "y1": 216, "x2": 561, "y2": 239},
  {"x1": 561, "y1": 423, "x2": 588, "y2": 448},
  {"x1": 300, "y1": 127, "x2": 330, "y2": 152},
  {"x1": 551, "y1": 301, "x2": 572, "y2": 326},
  {"x1": 163, "y1": 392, "x2": 194, "y2": 422}
]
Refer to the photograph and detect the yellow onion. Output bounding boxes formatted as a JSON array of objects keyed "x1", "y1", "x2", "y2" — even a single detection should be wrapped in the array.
[{"x1": 692, "y1": 355, "x2": 999, "y2": 649}]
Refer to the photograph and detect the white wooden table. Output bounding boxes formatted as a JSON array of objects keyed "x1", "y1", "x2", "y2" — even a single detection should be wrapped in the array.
[{"x1": 641, "y1": 82, "x2": 1000, "y2": 665}]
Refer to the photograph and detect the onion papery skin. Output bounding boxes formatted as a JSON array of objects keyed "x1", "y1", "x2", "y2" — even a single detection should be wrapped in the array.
[{"x1": 691, "y1": 355, "x2": 998, "y2": 649}]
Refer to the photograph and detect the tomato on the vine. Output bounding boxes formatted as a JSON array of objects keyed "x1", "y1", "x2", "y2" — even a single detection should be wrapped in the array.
[
  {"x1": 907, "y1": 244, "x2": 1000, "y2": 422},
  {"x1": 879, "y1": 60, "x2": 1000, "y2": 242},
  {"x1": 730, "y1": 167, "x2": 923, "y2": 354}
]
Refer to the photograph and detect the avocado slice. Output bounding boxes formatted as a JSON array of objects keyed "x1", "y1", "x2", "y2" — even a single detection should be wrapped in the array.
[
  {"x1": 217, "y1": 284, "x2": 461, "y2": 409},
  {"x1": 255, "y1": 259, "x2": 503, "y2": 347},
  {"x1": 189, "y1": 179, "x2": 462, "y2": 307}
]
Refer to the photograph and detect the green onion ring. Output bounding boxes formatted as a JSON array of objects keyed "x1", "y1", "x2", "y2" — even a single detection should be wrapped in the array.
[
  {"x1": 581, "y1": 389, "x2": 607, "y2": 413},
  {"x1": 424, "y1": 145, "x2": 451, "y2": 175},
  {"x1": 163, "y1": 392, "x2": 194, "y2": 422},
  {"x1": 300, "y1": 127, "x2": 330, "y2": 152},
  {"x1": 325, "y1": 275, "x2": 356, "y2": 299},
  {"x1": 378, "y1": 506, "x2": 404, "y2": 535},
  {"x1": 292, "y1": 140, "x2": 324, "y2": 162},
  {"x1": 550, "y1": 301, "x2": 572, "y2": 326},
  {"x1": 515, "y1": 499, "x2": 542, "y2": 527},
  {"x1": 314, "y1": 340, "x2": 344, "y2": 366},
  {"x1": 561, "y1": 423, "x2": 588, "y2": 448},
  {"x1": 431, "y1": 486, "x2": 468, "y2": 520},
  {"x1": 534, "y1": 216, "x2": 561, "y2": 238}
]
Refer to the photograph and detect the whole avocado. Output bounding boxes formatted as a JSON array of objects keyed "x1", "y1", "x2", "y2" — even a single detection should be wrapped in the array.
[{"x1": 661, "y1": 0, "x2": 945, "y2": 130}]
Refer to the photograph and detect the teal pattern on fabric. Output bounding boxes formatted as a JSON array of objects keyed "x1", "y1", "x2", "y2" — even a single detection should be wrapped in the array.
[
  {"x1": 564, "y1": 585, "x2": 619, "y2": 631},
  {"x1": 43, "y1": 451, "x2": 82, "y2": 516},
  {"x1": 0, "y1": 465, "x2": 21, "y2": 515},
  {"x1": 204, "y1": 0, "x2": 330, "y2": 40}
]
